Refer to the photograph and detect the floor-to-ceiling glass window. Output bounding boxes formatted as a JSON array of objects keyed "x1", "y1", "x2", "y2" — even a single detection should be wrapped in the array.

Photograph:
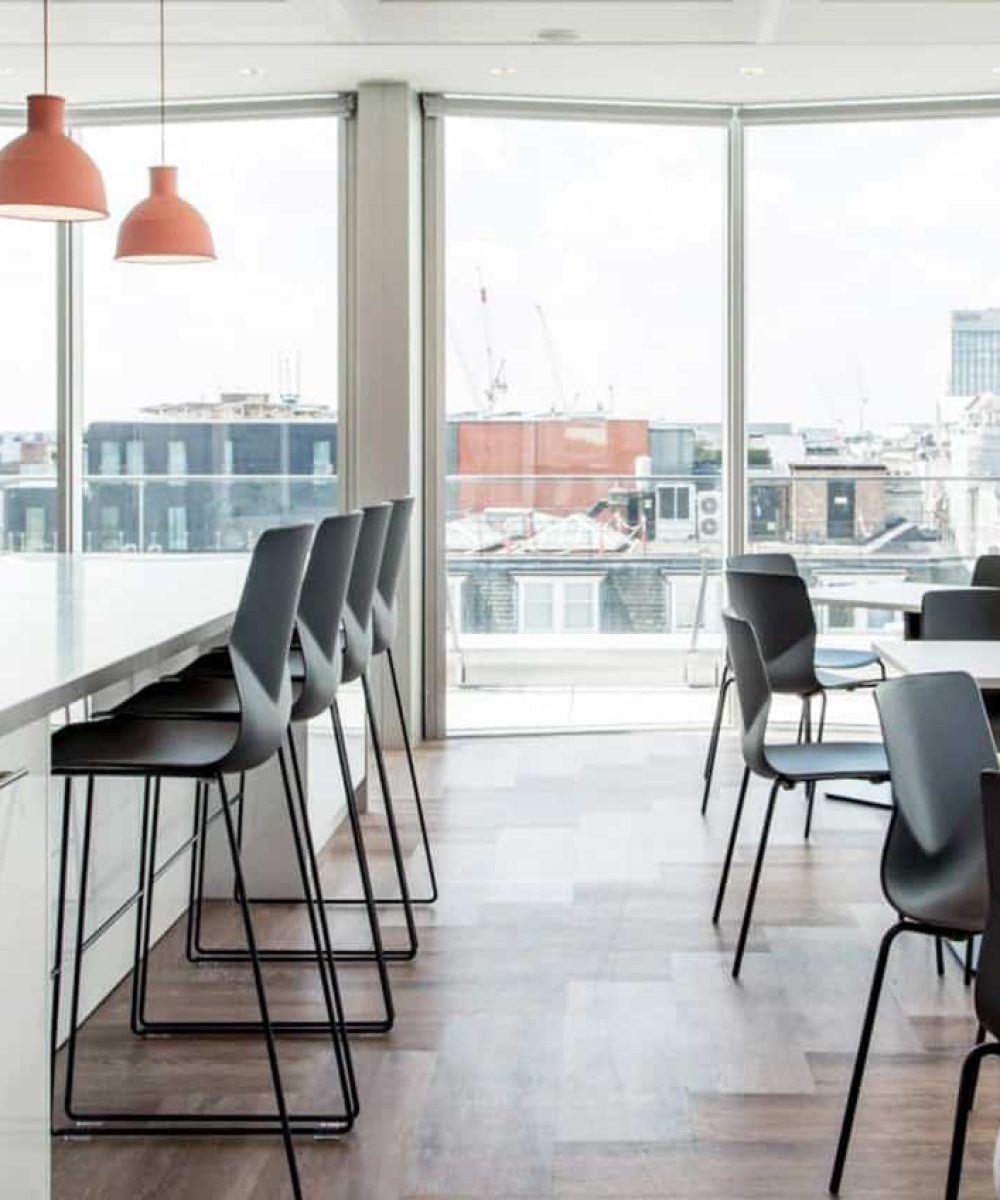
[
  {"x1": 78, "y1": 114, "x2": 341, "y2": 553},
  {"x1": 442, "y1": 113, "x2": 726, "y2": 733},
  {"x1": 0, "y1": 131, "x2": 58, "y2": 552},
  {"x1": 746, "y1": 115, "x2": 1000, "y2": 722}
]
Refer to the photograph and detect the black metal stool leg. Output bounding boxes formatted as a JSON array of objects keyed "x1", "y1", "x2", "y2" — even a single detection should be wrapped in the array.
[
  {"x1": 63, "y1": 776, "x2": 96, "y2": 1123},
  {"x1": 184, "y1": 781, "x2": 206, "y2": 964},
  {"x1": 293, "y1": 716, "x2": 394, "y2": 1029},
  {"x1": 386, "y1": 646, "x2": 438, "y2": 902},
  {"x1": 215, "y1": 773, "x2": 304, "y2": 1200},
  {"x1": 49, "y1": 777, "x2": 73, "y2": 1109},
  {"x1": 829, "y1": 920, "x2": 909, "y2": 1194},
  {"x1": 130, "y1": 779, "x2": 156, "y2": 1036},
  {"x1": 937, "y1": 936, "x2": 946, "y2": 978},
  {"x1": 359, "y1": 673, "x2": 418, "y2": 959}
]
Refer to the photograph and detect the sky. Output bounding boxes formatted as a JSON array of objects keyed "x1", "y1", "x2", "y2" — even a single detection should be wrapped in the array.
[
  {"x1": 4, "y1": 109, "x2": 1000, "y2": 437},
  {"x1": 446, "y1": 112, "x2": 1000, "y2": 432}
]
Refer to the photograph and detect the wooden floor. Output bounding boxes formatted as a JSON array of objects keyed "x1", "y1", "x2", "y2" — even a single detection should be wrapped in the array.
[{"x1": 52, "y1": 729, "x2": 1000, "y2": 1199}]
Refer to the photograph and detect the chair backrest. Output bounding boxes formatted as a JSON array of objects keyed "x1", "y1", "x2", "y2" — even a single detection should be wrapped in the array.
[
  {"x1": 921, "y1": 589, "x2": 1000, "y2": 640},
  {"x1": 722, "y1": 609, "x2": 774, "y2": 778},
  {"x1": 874, "y1": 672, "x2": 994, "y2": 920},
  {"x1": 726, "y1": 552, "x2": 798, "y2": 576},
  {"x1": 224, "y1": 522, "x2": 314, "y2": 772},
  {"x1": 293, "y1": 511, "x2": 362, "y2": 721},
  {"x1": 972, "y1": 555, "x2": 1000, "y2": 589},
  {"x1": 371, "y1": 496, "x2": 414, "y2": 657},
  {"x1": 977, "y1": 770, "x2": 1000, "y2": 1037},
  {"x1": 725, "y1": 569, "x2": 819, "y2": 696},
  {"x1": 341, "y1": 502, "x2": 392, "y2": 683}
]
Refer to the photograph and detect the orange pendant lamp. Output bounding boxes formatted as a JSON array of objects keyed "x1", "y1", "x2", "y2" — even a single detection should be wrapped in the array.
[
  {"x1": 115, "y1": 0, "x2": 215, "y2": 264},
  {"x1": 0, "y1": 0, "x2": 108, "y2": 222}
]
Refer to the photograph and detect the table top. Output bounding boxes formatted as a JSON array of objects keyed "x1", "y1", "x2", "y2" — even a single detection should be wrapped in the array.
[
  {"x1": 873, "y1": 638, "x2": 1000, "y2": 688},
  {"x1": 0, "y1": 554, "x2": 248, "y2": 737},
  {"x1": 811, "y1": 580, "x2": 962, "y2": 613}
]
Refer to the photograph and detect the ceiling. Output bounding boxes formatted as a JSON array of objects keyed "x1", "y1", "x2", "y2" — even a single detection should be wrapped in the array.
[{"x1": 0, "y1": 0, "x2": 999, "y2": 107}]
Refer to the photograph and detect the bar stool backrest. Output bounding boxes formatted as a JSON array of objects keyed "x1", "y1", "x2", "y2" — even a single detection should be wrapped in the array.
[
  {"x1": 922, "y1": 589, "x2": 1000, "y2": 640},
  {"x1": 342, "y1": 503, "x2": 392, "y2": 684},
  {"x1": 972, "y1": 555, "x2": 1000, "y2": 588},
  {"x1": 874, "y1": 672, "x2": 993, "y2": 919},
  {"x1": 372, "y1": 496, "x2": 414, "y2": 658},
  {"x1": 224, "y1": 522, "x2": 314, "y2": 772},
  {"x1": 293, "y1": 511, "x2": 362, "y2": 722},
  {"x1": 977, "y1": 770, "x2": 1000, "y2": 1036},
  {"x1": 725, "y1": 569, "x2": 819, "y2": 696},
  {"x1": 722, "y1": 609, "x2": 774, "y2": 779},
  {"x1": 726, "y1": 552, "x2": 798, "y2": 576}
]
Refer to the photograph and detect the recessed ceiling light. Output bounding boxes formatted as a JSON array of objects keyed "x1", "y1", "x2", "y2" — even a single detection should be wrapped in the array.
[
  {"x1": 0, "y1": 68, "x2": 15, "y2": 78},
  {"x1": 489, "y1": 66, "x2": 518, "y2": 78},
  {"x1": 740, "y1": 65, "x2": 765, "y2": 78},
  {"x1": 992, "y1": 66, "x2": 1000, "y2": 76},
  {"x1": 537, "y1": 28, "x2": 579, "y2": 44},
  {"x1": 239, "y1": 66, "x2": 266, "y2": 79}
]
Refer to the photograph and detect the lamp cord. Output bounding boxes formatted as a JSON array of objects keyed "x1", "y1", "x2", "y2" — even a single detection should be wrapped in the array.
[
  {"x1": 159, "y1": 0, "x2": 166, "y2": 164},
  {"x1": 43, "y1": 0, "x2": 49, "y2": 93}
]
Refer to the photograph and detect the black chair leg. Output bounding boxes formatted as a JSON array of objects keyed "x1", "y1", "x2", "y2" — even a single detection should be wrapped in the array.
[
  {"x1": 386, "y1": 646, "x2": 438, "y2": 902},
  {"x1": 732, "y1": 778, "x2": 781, "y2": 980},
  {"x1": 965, "y1": 938, "x2": 976, "y2": 987},
  {"x1": 701, "y1": 666, "x2": 731, "y2": 816},
  {"x1": 130, "y1": 778, "x2": 158, "y2": 1036},
  {"x1": 184, "y1": 781, "x2": 207, "y2": 964},
  {"x1": 945, "y1": 1041, "x2": 1000, "y2": 1200},
  {"x1": 829, "y1": 920, "x2": 909, "y2": 1194},
  {"x1": 712, "y1": 766, "x2": 750, "y2": 925},
  {"x1": 215, "y1": 773, "x2": 304, "y2": 1200}
]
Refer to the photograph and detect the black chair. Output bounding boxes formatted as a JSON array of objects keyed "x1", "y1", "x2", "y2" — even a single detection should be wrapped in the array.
[
  {"x1": 702, "y1": 553, "x2": 881, "y2": 815},
  {"x1": 114, "y1": 512, "x2": 397, "y2": 1035},
  {"x1": 724, "y1": 570, "x2": 883, "y2": 837},
  {"x1": 49, "y1": 524, "x2": 350, "y2": 1200},
  {"x1": 829, "y1": 671, "x2": 994, "y2": 1195},
  {"x1": 714, "y1": 611, "x2": 888, "y2": 979},
  {"x1": 922, "y1": 587, "x2": 1000, "y2": 748},
  {"x1": 972, "y1": 555, "x2": 1000, "y2": 588},
  {"x1": 944, "y1": 768, "x2": 1000, "y2": 1200}
]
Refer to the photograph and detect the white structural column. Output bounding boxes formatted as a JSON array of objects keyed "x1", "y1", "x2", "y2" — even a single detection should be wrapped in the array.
[{"x1": 349, "y1": 82, "x2": 425, "y2": 747}]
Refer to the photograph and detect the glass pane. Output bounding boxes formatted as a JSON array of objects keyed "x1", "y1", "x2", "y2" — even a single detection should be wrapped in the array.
[
  {"x1": 0, "y1": 129, "x2": 57, "y2": 554},
  {"x1": 746, "y1": 117, "x2": 1000, "y2": 724},
  {"x1": 444, "y1": 115, "x2": 726, "y2": 732},
  {"x1": 79, "y1": 117, "x2": 341, "y2": 553}
]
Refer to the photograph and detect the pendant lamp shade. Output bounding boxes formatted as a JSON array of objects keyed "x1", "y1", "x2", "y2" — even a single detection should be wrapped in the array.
[
  {"x1": 115, "y1": 165, "x2": 215, "y2": 264},
  {"x1": 0, "y1": 94, "x2": 108, "y2": 221}
]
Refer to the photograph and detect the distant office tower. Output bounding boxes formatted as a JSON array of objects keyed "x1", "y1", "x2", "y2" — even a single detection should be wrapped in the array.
[{"x1": 950, "y1": 309, "x2": 1000, "y2": 395}]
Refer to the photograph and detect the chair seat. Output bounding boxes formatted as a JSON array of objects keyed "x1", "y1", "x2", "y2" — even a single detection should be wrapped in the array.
[
  {"x1": 815, "y1": 668, "x2": 877, "y2": 692},
  {"x1": 764, "y1": 740, "x2": 889, "y2": 783},
  {"x1": 53, "y1": 716, "x2": 240, "y2": 776},
  {"x1": 183, "y1": 646, "x2": 306, "y2": 682},
  {"x1": 815, "y1": 647, "x2": 881, "y2": 672},
  {"x1": 889, "y1": 851, "x2": 988, "y2": 935}
]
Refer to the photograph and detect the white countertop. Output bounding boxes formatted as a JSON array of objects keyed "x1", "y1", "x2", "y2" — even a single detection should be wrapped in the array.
[
  {"x1": 873, "y1": 638, "x2": 1000, "y2": 688},
  {"x1": 0, "y1": 554, "x2": 249, "y2": 736}
]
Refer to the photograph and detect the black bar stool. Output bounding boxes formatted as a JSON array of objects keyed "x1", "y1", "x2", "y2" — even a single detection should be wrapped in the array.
[
  {"x1": 113, "y1": 512, "x2": 397, "y2": 1034},
  {"x1": 50, "y1": 524, "x2": 352, "y2": 1200}
]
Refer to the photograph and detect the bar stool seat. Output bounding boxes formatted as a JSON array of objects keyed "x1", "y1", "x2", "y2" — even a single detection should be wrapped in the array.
[
  {"x1": 112, "y1": 674, "x2": 302, "y2": 721},
  {"x1": 53, "y1": 715, "x2": 242, "y2": 774}
]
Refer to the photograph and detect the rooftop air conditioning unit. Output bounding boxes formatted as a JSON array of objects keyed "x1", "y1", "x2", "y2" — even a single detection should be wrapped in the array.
[{"x1": 696, "y1": 491, "x2": 722, "y2": 541}]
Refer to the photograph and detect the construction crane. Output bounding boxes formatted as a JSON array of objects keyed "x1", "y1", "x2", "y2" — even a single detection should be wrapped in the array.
[
  {"x1": 536, "y1": 304, "x2": 569, "y2": 415},
  {"x1": 476, "y1": 266, "x2": 508, "y2": 411}
]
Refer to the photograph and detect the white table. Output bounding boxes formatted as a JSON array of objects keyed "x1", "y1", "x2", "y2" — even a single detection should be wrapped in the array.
[
  {"x1": 0, "y1": 555, "x2": 357, "y2": 1199},
  {"x1": 874, "y1": 638, "x2": 1000, "y2": 688}
]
